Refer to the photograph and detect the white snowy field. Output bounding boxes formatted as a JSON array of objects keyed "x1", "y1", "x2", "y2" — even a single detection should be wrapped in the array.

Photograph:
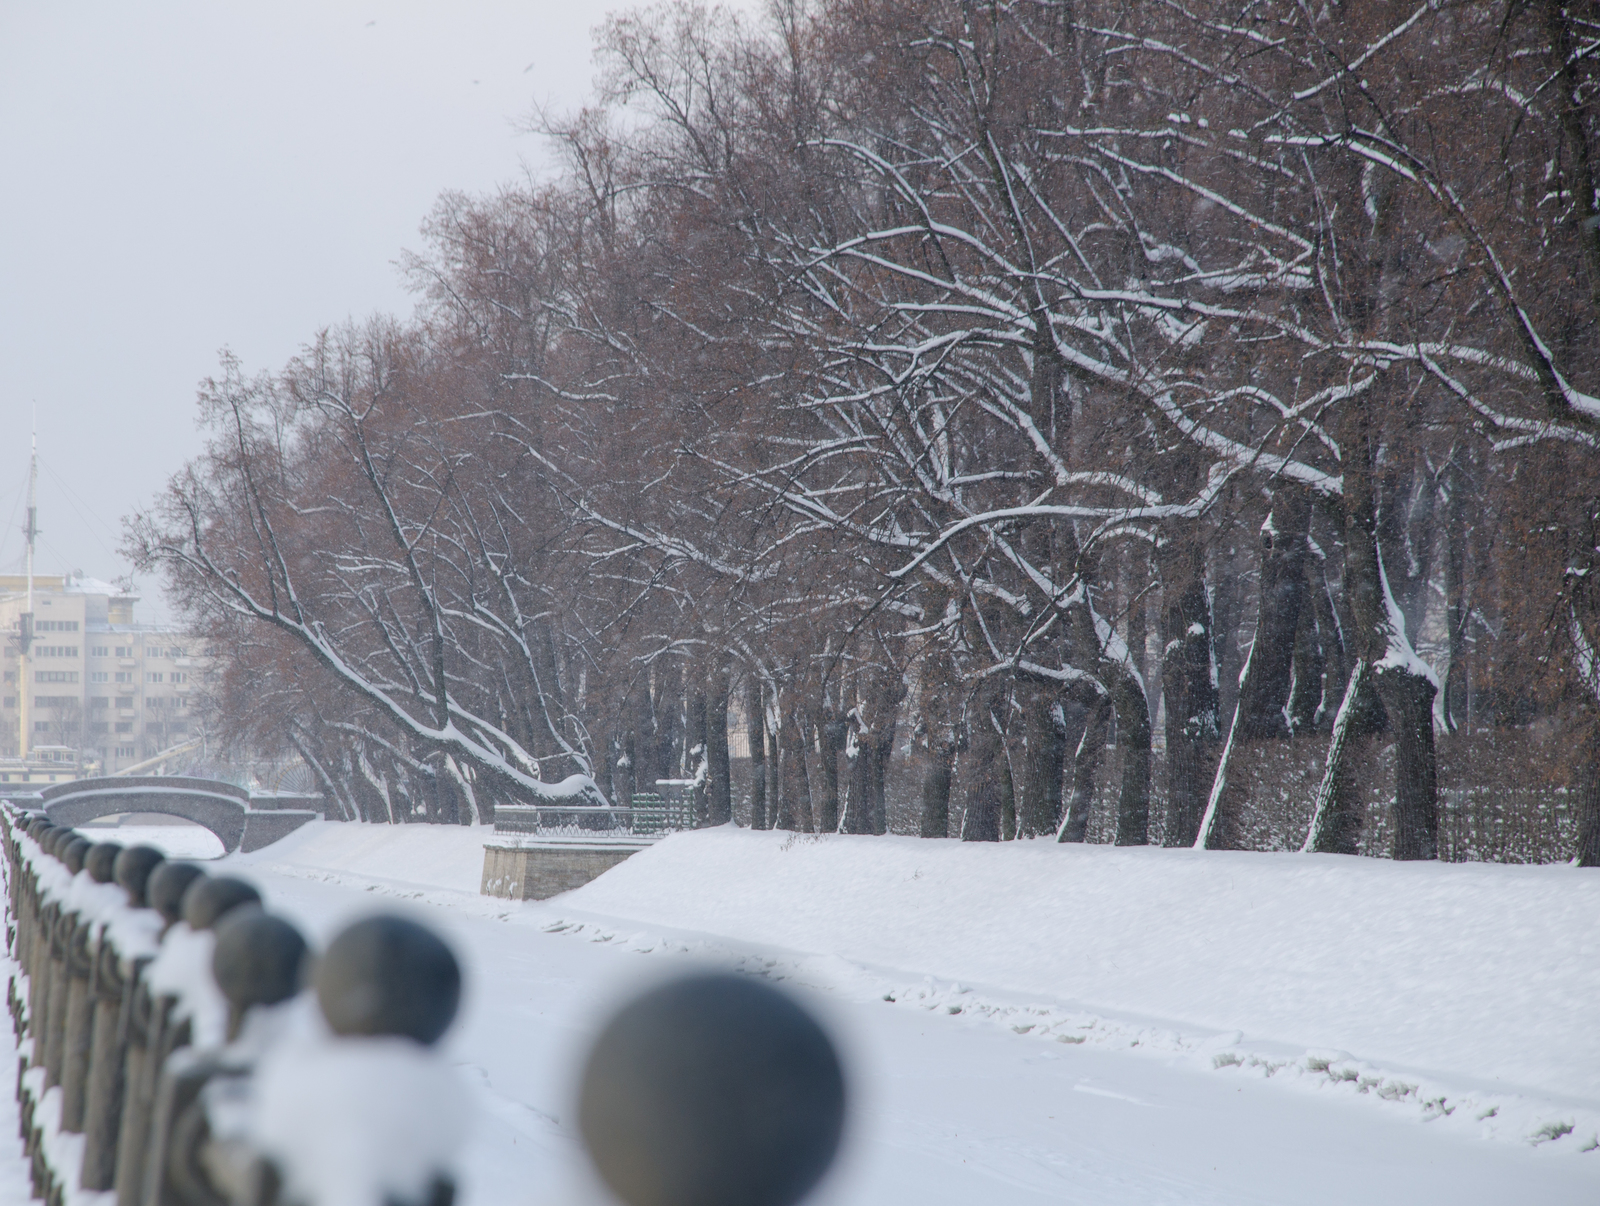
[
  {"x1": 8, "y1": 821, "x2": 1599, "y2": 1204},
  {"x1": 70, "y1": 821, "x2": 227, "y2": 860}
]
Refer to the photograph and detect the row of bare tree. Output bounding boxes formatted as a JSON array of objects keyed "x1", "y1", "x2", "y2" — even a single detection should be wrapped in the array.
[{"x1": 132, "y1": 0, "x2": 1600, "y2": 862}]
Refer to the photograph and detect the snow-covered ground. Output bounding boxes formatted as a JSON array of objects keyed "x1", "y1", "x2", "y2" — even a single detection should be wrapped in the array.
[
  {"x1": 71, "y1": 822, "x2": 226, "y2": 860},
  {"x1": 9, "y1": 821, "x2": 1598, "y2": 1204}
]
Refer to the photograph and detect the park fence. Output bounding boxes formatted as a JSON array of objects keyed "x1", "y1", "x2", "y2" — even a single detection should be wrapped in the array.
[{"x1": 2, "y1": 805, "x2": 846, "y2": 1206}]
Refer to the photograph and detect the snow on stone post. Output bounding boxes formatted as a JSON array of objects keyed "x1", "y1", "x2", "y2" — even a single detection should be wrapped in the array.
[{"x1": 246, "y1": 914, "x2": 470, "y2": 1206}]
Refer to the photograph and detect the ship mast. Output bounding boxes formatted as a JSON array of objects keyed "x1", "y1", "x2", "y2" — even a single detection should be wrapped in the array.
[{"x1": 18, "y1": 426, "x2": 36, "y2": 763}]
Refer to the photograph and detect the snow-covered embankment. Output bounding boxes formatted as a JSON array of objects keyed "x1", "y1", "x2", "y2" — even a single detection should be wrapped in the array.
[{"x1": 240, "y1": 822, "x2": 1600, "y2": 1155}]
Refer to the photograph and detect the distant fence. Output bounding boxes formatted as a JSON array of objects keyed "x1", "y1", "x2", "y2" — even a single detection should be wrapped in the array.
[
  {"x1": 493, "y1": 783, "x2": 701, "y2": 839},
  {"x1": 857, "y1": 728, "x2": 1587, "y2": 861},
  {"x1": 1070, "y1": 733, "x2": 1583, "y2": 862}
]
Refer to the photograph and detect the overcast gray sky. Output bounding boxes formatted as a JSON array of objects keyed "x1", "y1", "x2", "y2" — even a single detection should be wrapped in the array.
[{"x1": 0, "y1": 1, "x2": 650, "y2": 618}]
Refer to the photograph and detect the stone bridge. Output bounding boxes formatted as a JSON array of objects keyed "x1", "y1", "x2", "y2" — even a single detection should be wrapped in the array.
[{"x1": 37, "y1": 776, "x2": 320, "y2": 853}]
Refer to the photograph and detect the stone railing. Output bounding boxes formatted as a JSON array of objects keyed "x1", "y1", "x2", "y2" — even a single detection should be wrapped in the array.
[{"x1": 5, "y1": 806, "x2": 847, "y2": 1206}]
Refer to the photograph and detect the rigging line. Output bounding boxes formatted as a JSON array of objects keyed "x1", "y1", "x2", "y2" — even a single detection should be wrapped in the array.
[
  {"x1": 39, "y1": 535, "x2": 94, "y2": 577},
  {"x1": 38, "y1": 452, "x2": 122, "y2": 542},
  {"x1": 36, "y1": 454, "x2": 121, "y2": 561},
  {"x1": 0, "y1": 475, "x2": 27, "y2": 567}
]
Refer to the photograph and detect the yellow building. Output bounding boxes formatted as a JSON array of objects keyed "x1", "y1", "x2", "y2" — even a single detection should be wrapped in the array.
[{"x1": 0, "y1": 573, "x2": 211, "y2": 783}]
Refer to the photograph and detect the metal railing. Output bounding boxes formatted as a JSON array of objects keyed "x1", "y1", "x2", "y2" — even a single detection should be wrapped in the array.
[{"x1": 493, "y1": 789, "x2": 700, "y2": 839}]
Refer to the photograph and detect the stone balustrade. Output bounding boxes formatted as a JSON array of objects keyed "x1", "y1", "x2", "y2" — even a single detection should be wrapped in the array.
[{"x1": 3, "y1": 804, "x2": 847, "y2": 1206}]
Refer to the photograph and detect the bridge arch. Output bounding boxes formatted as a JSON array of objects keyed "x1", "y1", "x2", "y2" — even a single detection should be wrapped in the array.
[{"x1": 39, "y1": 776, "x2": 316, "y2": 853}]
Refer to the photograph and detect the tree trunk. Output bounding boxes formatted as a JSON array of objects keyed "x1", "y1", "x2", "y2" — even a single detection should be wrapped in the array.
[
  {"x1": 916, "y1": 720, "x2": 955, "y2": 838},
  {"x1": 1200, "y1": 494, "x2": 1313, "y2": 849},
  {"x1": 774, "y1": 717, "x2": 796, "y2": 831},
  {"x1": 1058, "y1": 696, "x2": 1110, "y2": 842},
  {"x1": 617, "y1": 730, "x2": 636, "y2": 810},
  {"x1": 1341, "y1": 139, "x2": 1440, "y2": 860},
  {"x1": 1158, "y1": 542, "x2": 1219, "y2": 846},
  {"x1": 1345, "y1": 407, "x2": 1440, "y2": 861},
  {"x1": 1237, "y1": 493, "x2": 1313, "y2": 741},
  {"x1": 651, "y1": 661, "x2": 682, "y2": 785},
  {"x1": 595, "y1": 735, "x2": 615, "y2": 805},
  {"x1": 1544, "y1": 0, "x2": 1600, "y2": 307},
  {"x1": 687, "y1": 676, "x2": 708, "y2": 786},
  {"x1": 1287, "y1": 576, "x2": 1328, "y2": 735},
  {"x1": 959, "y1": 708, "x2": 1004, "y2": 842},
  {"x1": 842, "y1": 716, "x2": 873, "y2": 834},
  {"x1": 1309, "y1": 557, "x2": 1349, "y2": 731},
  {"x1": 747, "y1": 679, "x2": 768, "y2": 830},
  {"x1": 1379, "y1": 666, "x2": 1440, "y2": 861},
  {"x1": 1000, "y1": 757, "x2": 1017, "y2": 840},
  {"x1": 869, "y1": 714, "x2": 894, "y2": 835},
  {"x1": 787, "y1": 700, "x2": 812, "y2": 831},
  {"x1": 529, "y1": 618, "x2": 576, "y2": 776},
  {"x1": 777, "y1": 703, "x2": 813, "y2": 832},
  {"x1": 706, "y1": 663, "x2": 732, "y2": 825},
  {"x1": 351, "y1": 752, "x2": 390, "y2": 823},
  {"x1": 1576, "y1": 722, "x2": 1600, "y2": 868},
  {"x1": 1210, "y1": 542, "x2": 1245, "y2": 725},
  {"x1": 1126, "y1": 557, "x2": 1148, "y2": 698},
  {"x1": 1441, "y1": 452, "x2": 1469, "y2": 731},
  {"x1": 765, "y1": 710, "x2": 780, "y2": 826},
  {"x1": 1109, "y1": 665, "x2": 1152, "y2": 846},
  {"x1": 1017, "y1": 688, "x2": 1067, "y2": 837},
  {"x1": 1304, "y1": 660, "x2": 1386, "y2": 854},
  {"x1": 816, "y1": 712, "x2": 845, "y2": 833}
]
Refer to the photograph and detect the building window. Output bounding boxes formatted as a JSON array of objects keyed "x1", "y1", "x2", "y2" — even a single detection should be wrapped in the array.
[
  {"x1": 115, "y1": 646, "x2": 133, "y2": 658},
  {"x1": 115, "y1": 745, "x2": 135, "y2": 758},
  {"x1": 114, "y1": 722, "x2": 133, "y2": 734},
  {"x1": 89, "y1": 671, "x2": 108, "y2": 683},
  {"x1": 114, "y1": 672, "x2": 132, "y2": 684},
  {"x1": 90, "y1": 646, "x2": 108, "y2": 657},
  {"x1": 146, "y1": 697, "x2": 164, "y2": 710},
  {"x1": 147, "y1": 647, "x2": 163, "y2": 659},
  {"x1": 37, "y1": 621, "x2": 79, "y2": 632},
  {"x1": 34, "y1": 671, "x2": 78, "y2": 683},
  {"x1": 33, "y1": 721, "x2": 48, "y2": 732},
  {"x1": 90, "y1": 697, "x2": 109, "y2": 709},
  {"x1": 146, "y1": 672, "x2": 164, "y2": 684},
  {"x1": 171, "y1": 723, "x2": 188, "y2": 736},
  {"x1": 34, "y1": 696, "x2": 75, "y2": 708},
  {"x1": 90, "y1": 722, "x2": 108, "y2": 734},
  {"x1": 1, "y1": 697, "x2": 11, "y2": 709},
  {"x1": 37, "y1": 646, "x2": 78, "y2": 658}
]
